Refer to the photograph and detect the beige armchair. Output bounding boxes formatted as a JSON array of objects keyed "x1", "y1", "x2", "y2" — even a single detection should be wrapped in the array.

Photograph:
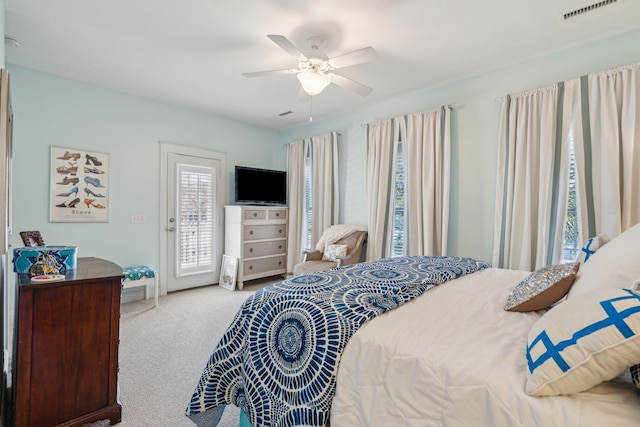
[{"x1": 293, "y1": 228, "x2": 368, "y2": 276}]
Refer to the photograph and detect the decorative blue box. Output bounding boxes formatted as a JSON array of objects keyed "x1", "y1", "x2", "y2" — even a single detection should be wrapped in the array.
[{"x1": 13, "y1": 246, "x2": 78, "y2": 276}]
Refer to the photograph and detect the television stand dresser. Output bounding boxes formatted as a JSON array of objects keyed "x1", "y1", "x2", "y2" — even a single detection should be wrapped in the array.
[
  {"x1": 12, "y1": 257, "x2": 123, "y2": 427},
  {"x1": 224, "y1": 205, "x2": 288, "y2": 290}
]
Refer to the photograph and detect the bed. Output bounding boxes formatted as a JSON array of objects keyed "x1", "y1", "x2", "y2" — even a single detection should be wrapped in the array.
[{"x1": 186, "y1": 224, "x2": 640, "y2": 427}]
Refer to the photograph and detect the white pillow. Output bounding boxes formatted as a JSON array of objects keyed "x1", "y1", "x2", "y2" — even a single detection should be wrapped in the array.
[
  {"x1": 322, "y1": 244, "x2": 347, "y2": 262},
  {"x1": 576, "y1": 233, "x2": 609, "y2": 264},
  {"x1": 526, "y1": 287, "x2": 640, "y2": 396},
  {"x1": 568, "y1": 223, "x2": 640, "y2": 299}
]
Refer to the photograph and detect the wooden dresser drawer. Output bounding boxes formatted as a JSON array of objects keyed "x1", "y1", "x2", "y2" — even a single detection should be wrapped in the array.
[
  {"x1": 243, "y1": 255, "x2": 286, "y2": 275},
  {"x1": 268, "y1": 209, "x2": 288, "y2": 220},
  {"x1": 244, "y1": 240, "x2": 286, "y2": 258},
  {"x1": 244, "y1": 224, "x2": 287, "y2": 240},
  {"x1": 244, "y1": 209, "x2": 267, "y2": 220}
]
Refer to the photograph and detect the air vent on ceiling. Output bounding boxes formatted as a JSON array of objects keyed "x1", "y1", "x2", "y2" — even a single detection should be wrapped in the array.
[
  {"x1": 278, "y1": 111, "x2": 293, "y2": 117},
  {"x1": 564, "y1": 0, "x2": 617, "y2": 19}
]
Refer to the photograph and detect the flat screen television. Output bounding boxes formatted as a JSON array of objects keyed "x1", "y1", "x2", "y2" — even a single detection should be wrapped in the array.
[{"x1": 235, "y1": 166, "x2": 287, "y2": 206}]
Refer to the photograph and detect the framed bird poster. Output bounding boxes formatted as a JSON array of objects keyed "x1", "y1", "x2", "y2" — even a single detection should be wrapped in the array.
[{"x1": 50, "y1": 146, "x2": 110, "y2": 222}]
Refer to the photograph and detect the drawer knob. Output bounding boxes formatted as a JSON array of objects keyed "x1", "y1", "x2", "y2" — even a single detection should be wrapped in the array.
[
  {"x1": 249, "y1": 248, "x2": 253, "y2": 253},
  {"x1": 253, "y1": 212, "x2": 257, "y2": 217},
  {"x1": 276, "y1": 213, "x2": 280, "y2": 217},
  {"x1": 278, "y1": 261, "x2": 282, "y2": 265},
  {"x1": 278, "y1": 245, "x2": 282, "y2": 249},
  {"x1": 278, "y1": 229, "x2": 282, "y2": 234},
  {"x1": 249, "y1": 265, "x2": 253, "y2": 270},
  {"x1": 250, "y1": 230, "x2": 254, "y2": 235}
]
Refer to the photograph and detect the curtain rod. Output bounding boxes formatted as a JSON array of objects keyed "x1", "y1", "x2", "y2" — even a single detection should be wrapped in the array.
[
  {"x1": 496, "y1": 60, "x2": 640, "y2": 104},
  {"x1": 360, "y1": 103, "x2": 458, "y2": 128},
  {"x1": 285, "y1": 131, "x2": 342, "y2": 145}
]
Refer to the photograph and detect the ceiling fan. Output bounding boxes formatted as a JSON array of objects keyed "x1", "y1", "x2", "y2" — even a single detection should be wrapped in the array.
[{"x1": 242, "y1": 34, "x2": 378, "y2": 98}]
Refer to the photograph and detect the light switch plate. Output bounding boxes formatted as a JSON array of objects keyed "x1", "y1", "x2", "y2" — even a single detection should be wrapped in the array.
[{"x1": 131, "y1": 214, "x2": 146, "y2": 224}]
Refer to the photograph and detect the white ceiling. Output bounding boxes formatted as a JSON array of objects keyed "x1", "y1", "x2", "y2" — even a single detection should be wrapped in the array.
[{"x1": 5, "y1": 0, "x2": 640, "y2": 131}]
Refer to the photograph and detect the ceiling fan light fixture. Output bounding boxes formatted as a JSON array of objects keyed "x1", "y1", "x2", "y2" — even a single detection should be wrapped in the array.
[{"x1": 297, "y1": 71, "x2": 330, "y2": 96}]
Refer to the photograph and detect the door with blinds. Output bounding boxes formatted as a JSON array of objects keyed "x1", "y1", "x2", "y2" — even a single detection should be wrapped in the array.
[{"x1": 163, "y1": 147, "x2": 225, "y2": 292}]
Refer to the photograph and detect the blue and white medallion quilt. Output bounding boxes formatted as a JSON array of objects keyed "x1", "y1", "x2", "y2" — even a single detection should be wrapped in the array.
[{"x1": 186, "y1": 255, "x2": 490, "y2": 427}]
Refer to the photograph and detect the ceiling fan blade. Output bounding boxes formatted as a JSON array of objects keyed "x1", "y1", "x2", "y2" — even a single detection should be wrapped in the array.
[
  {"x1": 242, "y1": 69, "x2": 297, "y2": 78},
  {"x1": 329, "y1": 73, "x2": 373, "y2": 97},
  {"x1": 328, "y1": 47, "x2": 378, "y2": 69},
  {"x1": 267, "y1": 34, "x2": 308, "y2": 62}
]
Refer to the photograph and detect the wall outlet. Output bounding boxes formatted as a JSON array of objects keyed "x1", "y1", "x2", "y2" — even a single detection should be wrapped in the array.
[{"x1": 131, "y1": 214, "x2": 146, "y2": 224}]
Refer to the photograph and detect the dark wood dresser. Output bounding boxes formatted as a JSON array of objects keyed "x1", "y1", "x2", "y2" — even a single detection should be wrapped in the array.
[{"x1": 13, "y1": 257, "x2": 123, "y2": 427}]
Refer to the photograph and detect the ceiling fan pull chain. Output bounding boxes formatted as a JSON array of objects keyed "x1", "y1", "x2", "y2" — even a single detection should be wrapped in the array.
[{"x1": 309, "y1": 96, "x2": 313, "y2": 122}]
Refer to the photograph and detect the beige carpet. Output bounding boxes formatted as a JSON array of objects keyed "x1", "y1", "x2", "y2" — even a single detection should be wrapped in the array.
[{"x1": 117, "y1": 277, "x2": 276, "y2": 427}]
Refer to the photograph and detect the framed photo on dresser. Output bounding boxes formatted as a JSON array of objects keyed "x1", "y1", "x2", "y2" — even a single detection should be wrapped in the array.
[{"x1": 19, "y1": 230, "x2": 45, "y2": 246}]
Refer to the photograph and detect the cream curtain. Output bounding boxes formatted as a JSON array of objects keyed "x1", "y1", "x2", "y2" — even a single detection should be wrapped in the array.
[
  {"x1": 492, "y1": 85, "x2": 566, "y2": 270},
  {"x1": 286, "y1": 140, "x2": 306, "y2": 272},
  {"x1": 364, "y1": 119, "x2": 395, "y2": 260},
  {"x1": 310, "y1": 132, "x2": 339, "y2": 245},
  {"x1": 494, "y1": 61, "x2": 640, "y2": 269},
  {"x1": 586, "y1": 63, "x2": 640, "y2": 237},
  {"x1": 570, "y1": 62, "x2": 640, "y2": 241},
  {"x1": 405, "y1": 106, "x2": 451, "y2": 256},
  {"x1": 286, "y1": 132, "x2": 339, "y2": 269}
]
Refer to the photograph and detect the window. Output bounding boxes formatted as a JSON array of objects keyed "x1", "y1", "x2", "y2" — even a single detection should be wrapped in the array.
[
  {"x1": 177, "y1": 164, "x2": 214, "y2": 275},
  {"x1": 562, "y1": 131, "x2": 580, "y2": 263},
  {"x1": 391, "y1": 140, "x2": 405, "y2": 257},
  {"x1": 303, "y1": 149, "x2": 312, "y2": 249}
]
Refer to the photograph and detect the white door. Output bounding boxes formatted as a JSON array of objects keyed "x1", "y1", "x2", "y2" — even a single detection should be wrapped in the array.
[{"x1": 160, "y1": 143, "x2": 226, "y2": 293}]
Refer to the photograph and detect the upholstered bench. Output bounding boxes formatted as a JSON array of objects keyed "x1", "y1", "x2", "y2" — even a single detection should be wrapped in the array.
[{"x1": 122, "y1": 266, "x2": 158, "y2": 307}]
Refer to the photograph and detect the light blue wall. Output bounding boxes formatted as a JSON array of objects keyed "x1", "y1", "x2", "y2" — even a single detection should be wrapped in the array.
[
  {"x1": 6, "y1": 29, "x2": 640, "y2": 275},
  {"x1": 281, "y1": 29, "x2": 640, "y2": 263},
  {"x1": 1, "y1": 0, "x2": 5, "y2": 68},
  {"x1": 7, "y1": 66, "x2": 282, "y2": 269}
]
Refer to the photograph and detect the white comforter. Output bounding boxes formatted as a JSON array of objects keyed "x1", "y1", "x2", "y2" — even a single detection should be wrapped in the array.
[{"x1": 331, "y1": 268, "x2": 640, "y2": 427}]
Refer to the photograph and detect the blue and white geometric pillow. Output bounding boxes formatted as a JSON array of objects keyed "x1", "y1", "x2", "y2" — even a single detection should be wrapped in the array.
[
  {"x1": 526, "y1": 287, "x2": 640, "y2": 396},
  {"x1": 577, "y1": 233, "x2": 609, "y2": 264},
  {"x1": 632, "y1": 279, "x2": 640, "y2": 390}
]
